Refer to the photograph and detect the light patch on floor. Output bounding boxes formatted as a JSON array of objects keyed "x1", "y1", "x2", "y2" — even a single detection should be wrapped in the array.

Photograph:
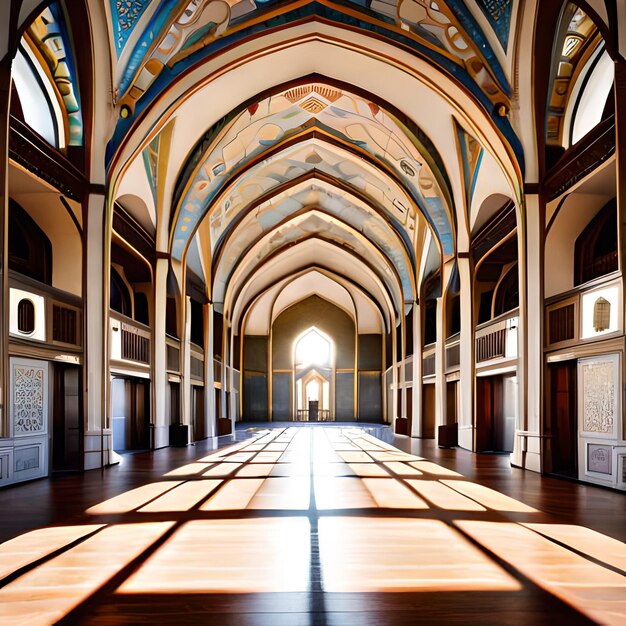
[
  {"x1": 86, "y1": 482, "x2": 181, "y2": 514},
  {"x1": 0, "y1": 523, "x2": 172, "y2": 624},
  {"x1": 118, "y1": 518, "x2": 311, "y2": 594},
  {"x1": 319, "y1": 517, "x2": 521, "y2": 592},
  {"x1": 456, "y1": 521, "x2": 626, "y2": 626}
]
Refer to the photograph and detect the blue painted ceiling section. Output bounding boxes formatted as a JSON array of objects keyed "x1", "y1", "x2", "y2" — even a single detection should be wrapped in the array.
[
  {"x1": 110, "y1": 0, "x2": 156, "y2": 56},
  {"x1": 106, "y1": 1, "x2": 523, "y2": 172},
  {"x1": 471, "y1": 0, "x2": 514, "y2": 50}
]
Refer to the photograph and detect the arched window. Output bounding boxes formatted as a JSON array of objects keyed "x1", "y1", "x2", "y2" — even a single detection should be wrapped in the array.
[
  {"x1": 17, "y1": 299, "x2": 35, "y2": 334},
  {"x1": 448, "y1": 295, "x2": 461, "y2": 336},
  {"x1": 166, "y1": 297, "x2": 178, "y2": 338},
  {"x1": 493, "y1": 265, "x2": 519, "y2": 317},
  {"x1": 574, "y1": 200, "x2": 617, "y2": 286},
  {"x1": 295, "y1": 328, "x2": 332, "y2": 369},
  {"x1": 8, "y1": 199, "x2": 52, "y2": 285},
  {"x1": 110, "y1": 267, "x2": 132, "y2": 317}
]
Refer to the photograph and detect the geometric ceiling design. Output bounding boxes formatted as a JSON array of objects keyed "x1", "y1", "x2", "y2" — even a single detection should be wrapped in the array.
[
  {"x1": 454, "y1": 119, "x2": 484, "y2": 218},
  {"x1": 171, "y1": 83, "x2": 454, "y2": 260},
  {"x1": 210, "y1": 177, "x2": 415, "y2": 302},
  {"x1": 107, "y1": 0, "x2": 525, "y2": 325},
  {"x1": 106, "y1": 0, "x2": 519, "y2": 162},
  {"x1": 473, "y1": 0, "x2": 515, "y2": 50}
]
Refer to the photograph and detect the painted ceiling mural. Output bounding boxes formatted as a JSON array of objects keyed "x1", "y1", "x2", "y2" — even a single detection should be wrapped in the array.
[
  {"x1": 106, "y1": 0, "x2": 520, "y2": 163},
  {"x1": 454, "y1": 119, "x2": 484, "y2": 217},
  {"x1": 171, "y1": 84, "x2": 453, "y2": 261},
  {"x1": 224, "y1": 211, "x2": 404, "y2": 304},
  {"x1": 111, "y1": 0, "x2": 153, "y2": 55},
  {"x1": 212, "y1": 180, "x2": 414, "y2": 301},
  {"x1": 473, "y1": 0, "x2": 515, "y2": 50},
  {"x1": 142, "y1": 133, "x2": 160, "y2": 205},
  {"x1": 546, "y1": 5, "x2": 599, "y2": 145},
  {"x1": 23, "y1": 2, "x2": 83, "y2": 146}
]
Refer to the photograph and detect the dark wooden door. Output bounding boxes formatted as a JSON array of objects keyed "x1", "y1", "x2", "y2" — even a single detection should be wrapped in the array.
[
  {"x1": 130, "y1": 381, "x2": 150, "y2": 450},
  {"x1": 421, "y1": 384, "x2": 436, "y2": 438},
  {"x1": 475, "y1": 376, "x2": 503, "y2": 452},
  {"x1": 550, "y1": 362, "x2": 578, "y2": 477},
  {"x1": 406, "y1": 386, "x2": 413, "y2": 435},
  {"x1": 193, "y1": 387, "x2": 205, "y2": 441},
  {"x1": 52, "y1": 364, "x2": 82, "y2": 471}
]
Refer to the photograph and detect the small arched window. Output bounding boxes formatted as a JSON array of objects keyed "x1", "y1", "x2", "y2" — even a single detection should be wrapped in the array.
[
  {"x1": 423, "y1": 299, "x2": 437, "y2": 345},
  {"x1": 17, "y1": 299, "x2": 35, "y2": 334}
]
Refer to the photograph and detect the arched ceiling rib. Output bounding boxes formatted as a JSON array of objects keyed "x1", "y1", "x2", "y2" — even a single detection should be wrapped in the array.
[
  {"x1": 104, "y1": 5, "x2": 527, "y2": 335},
  {"x1": 170, "y1": 82, "x2": 454, "y2": 260},
  {"x1": 109, "y1": 30, "x2": 524, "y2": 234},
  {"x1": 211, "y1": 174, "x2": 416, "y2": 269},
  {"x1": 229, "y1": 239, "x2": 397, "y2": 327},
  {"x1": 225, "y1": 229, "x2": 404, "y2": 315},
  {"x1": 212, "y1": 181, "x2": 414, "y2": 303},
  {"x1": 241, "y1": 267, "x2": 388, "y2": 336}
]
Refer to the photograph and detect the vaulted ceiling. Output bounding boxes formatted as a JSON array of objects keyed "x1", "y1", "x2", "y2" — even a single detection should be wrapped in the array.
[{"x1": 108, "y1": 0, "x2": 524, "y2": 331}]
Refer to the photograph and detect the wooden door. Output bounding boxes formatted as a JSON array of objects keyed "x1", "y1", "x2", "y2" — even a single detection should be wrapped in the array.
[
  {"x1": 52, "y1": 364, "x2": 82, "y2": 471},
  {"x1": 549, "y1": 362, "x2": 578, "y2": 477},
  {"x1": 406, "y1": 386, "x2": 413, "y2": 435},
  {"x1": 130, "y1": 380, "x2": 150, "y2": 450},
  {"x1": 193, "y1": 387, "x2": 206, "y2": 441},
  {"x1": 421, "y1": 383, "x2": 436, "y2": 438}
]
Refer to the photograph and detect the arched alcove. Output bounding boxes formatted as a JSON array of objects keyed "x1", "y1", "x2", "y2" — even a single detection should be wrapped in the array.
[{"x1": 271, "y1": 295, "x2": 355, "y2": 421}]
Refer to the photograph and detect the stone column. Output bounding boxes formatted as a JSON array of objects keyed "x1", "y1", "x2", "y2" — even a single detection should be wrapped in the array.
[
  {"x1": 0, "y1": 49, "x2": 10, "y2": 438},
  {"x1": 152, "y1": 257, "x2": 169, "y2": 448},
  {"x1": 614, "y1": 59, "x2": 626, "y2": 445},
  {"x1": 616, "y1": 60, "x2": 626, "y2": 327},
  {"x1": 204, "y1": 302, "x2": 216, "y2": 438},
  {"x1": 410, "y1": 300, "x2": 422, "y2": 437},
  {"x1": 391, "y1": 318, "x2": 398, "y2": 430},
  {"x1": 434, "y1": 295, "x2": 446, "y2": 439},
  {"x1": 457, "y1": 255, "x2": 475, "y2": 450},
  {"x1": 83, "y1": 192, "x2": 109, "y2": 469},
  {"x1": 511, "y1": 194, "x2": 543, "y2": 472},
  {"x1": 181, "y1": 294, "x2": 192, "y2": 442}
]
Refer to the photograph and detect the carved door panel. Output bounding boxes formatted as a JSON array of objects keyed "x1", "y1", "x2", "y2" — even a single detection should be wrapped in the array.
[
  {"x1": 10, "y1": 357, "x2": 49, "y2": 482},
  {"x1": 577, "y1": 354, "x2": 620, "y2": 486}
]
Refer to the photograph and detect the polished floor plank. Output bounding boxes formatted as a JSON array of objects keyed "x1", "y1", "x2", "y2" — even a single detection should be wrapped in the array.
[{"x1": 0, "y1": 423, "x2": 624, "y2": 625}]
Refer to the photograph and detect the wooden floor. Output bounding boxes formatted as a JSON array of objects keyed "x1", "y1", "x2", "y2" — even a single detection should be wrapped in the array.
[{"x1": 0, "y1": 424, "x2": 625, "y2": 625}]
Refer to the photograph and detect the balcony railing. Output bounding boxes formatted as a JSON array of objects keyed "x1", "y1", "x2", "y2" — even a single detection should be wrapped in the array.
[{"x1": 296, "y1": 409, "x2": 332, "y2": 421}]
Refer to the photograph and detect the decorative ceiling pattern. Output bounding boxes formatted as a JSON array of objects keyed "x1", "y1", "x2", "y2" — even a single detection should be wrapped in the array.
[
  {"x1": 472, "y1": 0, "x2": 514, "y2": 50},
  {"x1": 171, "y1": 84, "x2": 453, "y2": 260},
  {"x1": 107, "y1": 0, "x2": 510, "y2": 139},
  {"x1": 111, "y1": 0, "x2": 153, "y2": 55},
  {"x1": 224, "y1": 211, "x2": 405, "y2": 303},
  {"x1": 547, "y1": 5, "x2": 599, "y2": 145},
  {"x1": 454, "y1": 119, "x2": 484, "y2": 217},
  {"x1": 142, "y1": 133, "x2": 160, "y2": 205},
  {"x1": 24, "y1": 2, "x2": 83, "y2": 146},
  {"x1": 212, "y1": 181, "x2": 414, "y2": 301}
]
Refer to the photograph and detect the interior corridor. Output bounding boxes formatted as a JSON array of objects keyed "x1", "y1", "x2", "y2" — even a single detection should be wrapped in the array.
[{"x1": 0, "y1": 426, "x2": 624, "y2": 625}]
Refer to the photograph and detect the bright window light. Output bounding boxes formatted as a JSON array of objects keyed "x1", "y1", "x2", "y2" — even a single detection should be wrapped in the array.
[{"x1": 295, "y1": 328, "x2": 331, "y2": 368}]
